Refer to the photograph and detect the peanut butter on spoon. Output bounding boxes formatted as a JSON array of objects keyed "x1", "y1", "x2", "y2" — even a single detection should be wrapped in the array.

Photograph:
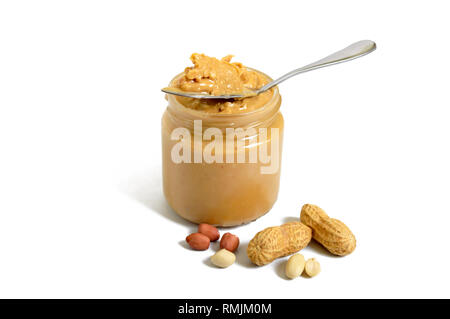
[
  {"x1": 166, "y1": 53, "x2": 274, "y2": 114},
  {"x1": 178, "y1": 53, "x2": 264, "y2": 96}
]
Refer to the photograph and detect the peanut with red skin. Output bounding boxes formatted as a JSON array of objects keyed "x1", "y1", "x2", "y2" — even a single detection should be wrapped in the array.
[
  {"x1": 186, "y1": 233, "x2": 210, "y2": 250},
  {"x1": 198, "y1": 223, "x2": 220, "y2": 242},
  {"x1": 220, "y1": 233, "x2": 239, "y2": 252}
]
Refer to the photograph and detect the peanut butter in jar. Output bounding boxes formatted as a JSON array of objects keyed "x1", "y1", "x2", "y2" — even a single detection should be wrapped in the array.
[{"x1": 162, "y1": 54, "x2": 284, "y2": 226}]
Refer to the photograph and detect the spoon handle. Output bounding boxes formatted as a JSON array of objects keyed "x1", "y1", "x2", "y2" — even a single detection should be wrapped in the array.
[{"x1": 258, "y1": 40, "x2": 376, "y2": 93}]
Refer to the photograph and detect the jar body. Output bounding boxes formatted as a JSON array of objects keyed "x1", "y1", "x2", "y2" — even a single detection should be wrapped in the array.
[{"x1": 161, "y1": 85, "x2": 283, "y2": 226}]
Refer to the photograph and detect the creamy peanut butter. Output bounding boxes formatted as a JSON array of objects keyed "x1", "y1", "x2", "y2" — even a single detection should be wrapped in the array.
[
  {"x1": 173, "y1": 53, "x2": 274, "y2": 114},
  {"x1": 162, "y1": 91, "x2": 284, "y2": 226}
]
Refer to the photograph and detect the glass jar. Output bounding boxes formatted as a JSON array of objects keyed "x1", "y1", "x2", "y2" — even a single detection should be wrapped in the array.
[{"x1": 161, "y1": 72, "x2": 283, "y2": 226}]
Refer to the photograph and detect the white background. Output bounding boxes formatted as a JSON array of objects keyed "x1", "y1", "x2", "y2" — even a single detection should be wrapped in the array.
[{"x1": 1, "y1": 0, "x2": 449, "y2": 299}]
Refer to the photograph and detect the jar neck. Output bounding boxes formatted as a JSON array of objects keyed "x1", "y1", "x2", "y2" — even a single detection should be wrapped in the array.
[{"x1": 165, "y1": 90, "x2": 281, "y2": 132}]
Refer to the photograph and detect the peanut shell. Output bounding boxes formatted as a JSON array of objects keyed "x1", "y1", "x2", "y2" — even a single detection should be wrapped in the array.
[
  {"x1": 300, "y1": 204, "x2": 356, "y2": 256},
  {"x1": 247, "y1": 222, "x2": 312, "y2": 266}
]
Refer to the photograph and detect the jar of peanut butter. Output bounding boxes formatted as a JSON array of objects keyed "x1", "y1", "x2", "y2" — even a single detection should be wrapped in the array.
[{"x1": 161, "y1": 54, "x2": 284, "y2": 226}]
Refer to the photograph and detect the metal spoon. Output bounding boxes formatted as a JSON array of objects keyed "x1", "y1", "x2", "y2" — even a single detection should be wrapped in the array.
[{"x1": 161, "y1": 40, "x2": 376, "y2": 99}]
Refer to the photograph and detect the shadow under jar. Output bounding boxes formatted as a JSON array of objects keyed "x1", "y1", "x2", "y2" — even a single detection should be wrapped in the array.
[{"x1": 161, "y1": 71, "x2": 283, "y2": 226}]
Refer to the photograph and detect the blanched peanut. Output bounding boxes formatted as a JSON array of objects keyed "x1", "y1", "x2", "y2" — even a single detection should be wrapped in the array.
[
  {"x1": 305, "y1": 258, "x2": 321, "y2": 277},
  {"x1": 285, "y1": 254, "x2": 305, "y2": 279},
  {"x1": 210, "y1": 249, "x2": 236, "y2": 268}
]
